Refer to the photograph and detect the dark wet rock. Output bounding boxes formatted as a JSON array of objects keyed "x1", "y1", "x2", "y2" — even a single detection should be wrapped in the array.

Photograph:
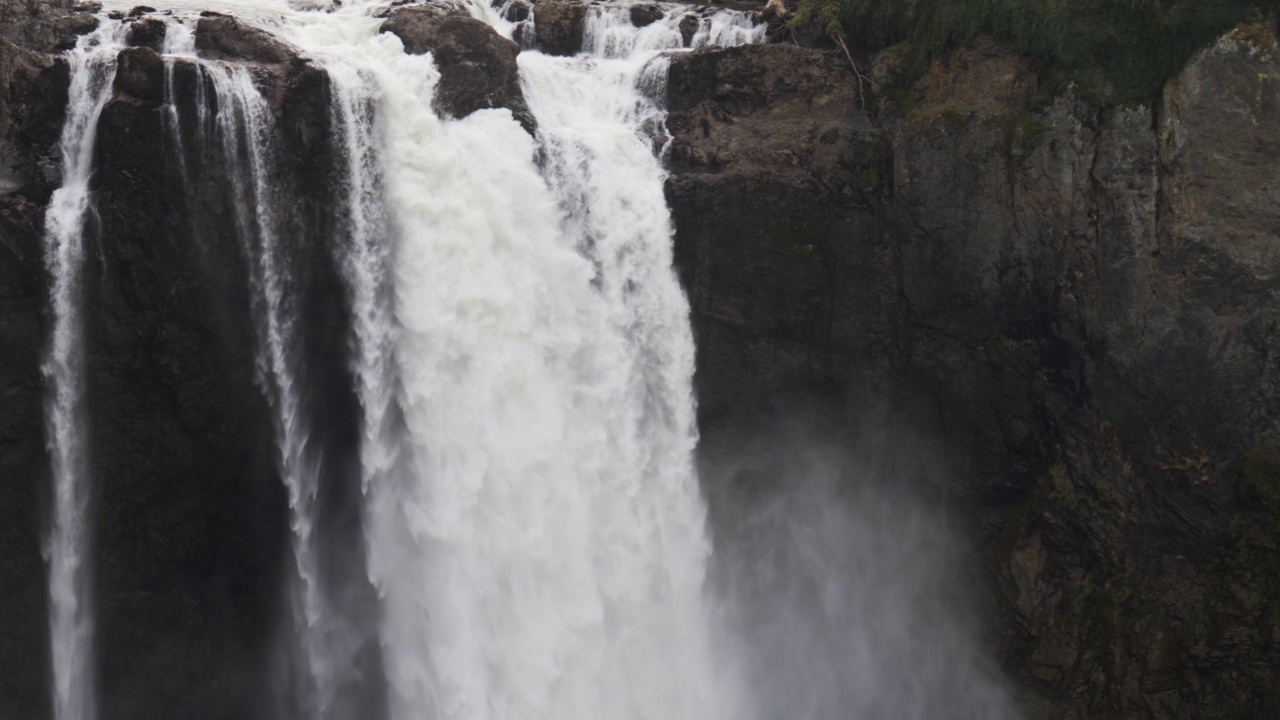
[
  {"x1": 667, "y1": 42, "x2": 891, "y2": 424},
  {"x1": 0, "y1": 6, "x2": 371, "y2": 717},
  {"x1": 381, "y1": 7, "x2": 536, "y2": 134},
  {"x1": 113, "y1": 46, "x2": 165, "y2": 104},
  {"x1": 630, "y1": 3, "x2": 664, "y2": 27},
  {"x1": 380, "y1": 4, "x2": 471, "y2": 52},
  {"x1": 126, "y1": 16, "x2": 166, "y2": 51},
  {"x1": 195, "y1": 15, "x2": 295, "y2": 64},
  {"x1": 0, "y1": 0, "x2": 99, "y2": 53},
  {"x1": 533, "y1": 2, "x2": 588, "y2": 56},
  {"x1": 0, "y1": 38, "x2": 70, "y2": 200},
  {"x1": 669, "y1": 29, "x2": 1280, "y2": 720},
  {"x1": 501, "y1": 0, "x2": 530, "y2": 23},
  {"x1": 84, "y1": 48, "x2": 382, "y2": 720},
  {"x1": 678, "y1": 13, "x2": 699, "y2": 46},
  {"x1": 87, "y1": 88, "x2": 288, "y2": 720},
  {"x1": 0, "y1": 192, "x2": 53, "y2": 720}
]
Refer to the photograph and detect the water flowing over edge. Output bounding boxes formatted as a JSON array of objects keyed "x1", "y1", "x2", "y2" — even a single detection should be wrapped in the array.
[
  {"x1": 55, "y1": 2, "x2": 767, "y2": 718},
  {"x1": 42, "y1": 21, "x2": 129, "y2": 720},
  {"x1": 34, "y1": 3, "x2": 1032, "y2": 719}
]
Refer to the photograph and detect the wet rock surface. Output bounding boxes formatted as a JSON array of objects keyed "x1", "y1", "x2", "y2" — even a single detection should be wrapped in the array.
[
  {"x1": 195, "y1": 14, "x2": 295, "y2": 64},
  {"x1": 125, "y1": 16, "x2": 166, "y2": 51},
  {"x1": 669, "y1": 29, "x2": 1280, "y2": 720},
  {"x1": 113, "y1": 45, "x2": 164, "y2": 104},
  {"x1": 0, "y1": 0, "x2": 98, "y2": 53},
  {"x1": 532, "y1": 1, "x2": 589, "y2": 56},
  {"x1": 87, "y1": 76, "x2": 287, "y2": 720},
  {"x1": 381, "y1": 6, "x2": 536, "y2": 133},
  {"x1": 630, "y1": 3, "x2": 664, "y2": 27}
]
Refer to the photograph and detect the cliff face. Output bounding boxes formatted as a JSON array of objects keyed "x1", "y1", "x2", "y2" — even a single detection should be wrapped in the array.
[
  {"x1": 1, "y1": 2, "x2": 1278, "y2": 719},
  {"x1": 667, "y1": 26, "x2": 1280, "y2": 720}
]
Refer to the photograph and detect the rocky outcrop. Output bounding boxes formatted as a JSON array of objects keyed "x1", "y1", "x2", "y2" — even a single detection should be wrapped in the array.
[
  {"x1": 532, "y1": 2, "x2": 588, "y2": 56},
  {"x1": 667, "y1": 43, "x2": 895, "y2": 425},
  {"x1": 669, "y1": 27, "x2": 1280, "y2": 720},
  {"x1": 0, "y1": 0, "x2": 97, "y2": 53},
  {"x1": 113, "y1": 46, "x2": 164, "y2": 103},
  {"x1": 195, "y1": 14, "x2": 295, "y2": 65},
  {"x1": 125, "y1": 17, "x2": 166, "y2": 52},
  {"x1": 629, "y1": 3, "x2": 664, "y2": 27},
  {"x1": 381, "y1": 5, "x2": 536, "y2": 134}
]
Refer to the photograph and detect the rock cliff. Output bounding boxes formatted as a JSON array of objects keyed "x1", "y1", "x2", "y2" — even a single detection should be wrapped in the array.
[{"x1": 667, "y1": 24, "x2": 1280, "y2": 720}]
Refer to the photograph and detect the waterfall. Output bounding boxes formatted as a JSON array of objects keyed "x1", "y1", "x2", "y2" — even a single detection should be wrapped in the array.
[
  {"x1": 37, "y1": 0, "x2": 1027, "y2": 718},
  {"x1": 221, "y1": 3, "x2": 764, "y2": 717},
  {"x1": 68, "y1": 1, "x2": 765, "y2": 716},
  {"x1": 42, "y1": 20, "x2": 125, "y2": 720}
]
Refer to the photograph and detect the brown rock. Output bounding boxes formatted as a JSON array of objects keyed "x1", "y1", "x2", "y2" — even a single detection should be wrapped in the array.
[
  {"x1": 195, "y1": 15, "x2": 295, "y2": 64},
  {"x1": 0, "y1": 0, "x2": 98, "y2": 52},
  {"x1": 630, "y1": 3, "x2": 663, "y2": 28},
  {"x1": 678, "y1": 13, "x2": 699, "y2": 47},
  {"x1": 532, "y1": 2, "x2": 587, "y2": 56},
  {"x1": 381, "y1": 7, "x2": 536, "y2": 134},
  {"x1": 126, "y1": 16, "x2": 166, "y2": 51},
  {"x1": 114, "y1": 46, "x2": 165, "y2": 104}
]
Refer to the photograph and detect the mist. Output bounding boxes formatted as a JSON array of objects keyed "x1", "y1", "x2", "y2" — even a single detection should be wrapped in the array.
[{"x1": 703, "y1": 422, "x2": 1022, "y2": 720}]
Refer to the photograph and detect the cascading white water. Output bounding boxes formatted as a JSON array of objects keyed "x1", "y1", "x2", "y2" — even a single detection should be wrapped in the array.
[
  {"x1": 256, "y1": 2, "x2": 761, "y2": 717},
  {"x1": 42, "y1": 20, "x2": 126, "y2": 720},
  {"x1": 576, "y1": 4, "x2": 765, "y2": 56},
  {"x1": 85, "y1": 3, "x2": 749, "y2": 718}
]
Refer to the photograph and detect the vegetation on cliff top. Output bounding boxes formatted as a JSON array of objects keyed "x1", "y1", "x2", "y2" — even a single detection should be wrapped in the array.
[{"x1": 791, "y1": 0, "x2": 1280, "y2": 104}]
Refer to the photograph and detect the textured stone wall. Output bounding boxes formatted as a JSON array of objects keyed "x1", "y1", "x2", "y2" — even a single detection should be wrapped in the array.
[{"x1": 667, "y1": 27, "x2": 1280, "y2": 720}]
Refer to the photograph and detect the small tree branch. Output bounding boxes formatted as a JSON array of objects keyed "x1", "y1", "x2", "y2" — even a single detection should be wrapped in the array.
[{"x1": 833, "y1": 35, "x2": 877, "y2": 110}]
